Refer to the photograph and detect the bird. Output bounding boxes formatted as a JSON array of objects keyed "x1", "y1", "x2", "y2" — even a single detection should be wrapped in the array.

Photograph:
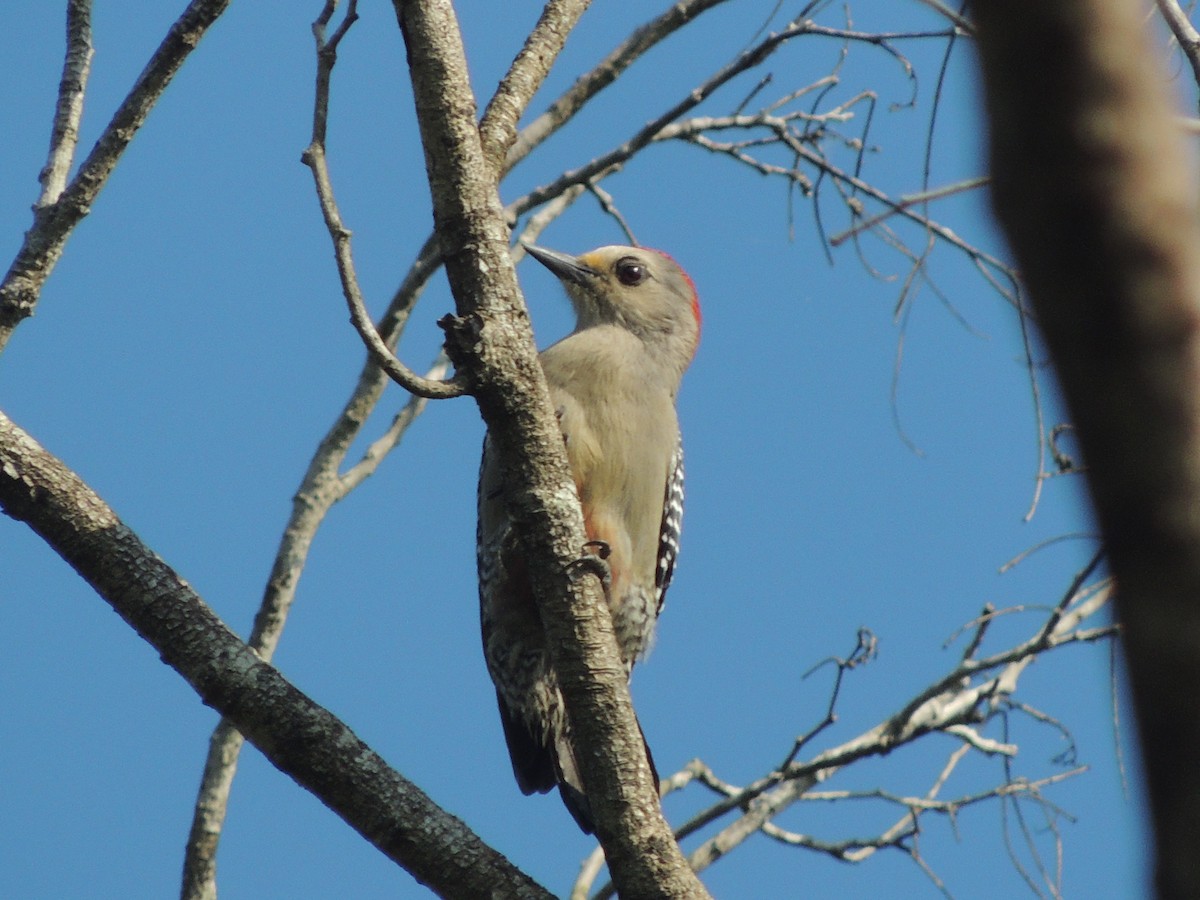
[{"x1": 476, "y1": 242, "x2": 701, "y2": 832}]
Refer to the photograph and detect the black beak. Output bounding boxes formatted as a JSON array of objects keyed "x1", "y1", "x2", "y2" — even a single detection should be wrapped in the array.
[{"x1": 523, "y1": 243, "x2": 598, "y2": 287}]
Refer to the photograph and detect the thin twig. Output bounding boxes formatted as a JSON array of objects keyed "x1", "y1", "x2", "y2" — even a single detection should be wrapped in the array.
[
  {"x1": 586, "y1": 182, "x2": 639, "y2": 245},
  {"x1": 1157, "y1": 0, "x2": 1200, "y2": 96},
  {"x1": 580, "y1": 578, "x2": 1112, "y2": 899},
  {"x1": 682, "y1": 585, "x2": 1113, "y2": 878},
  {"x1": 509, "y1": 18, "x2": 831, "y2": 220},
  {"x1": 504, "y1": 0, "x2": 734, "y2": 172},
  {"x1": 302, "y1": 143, "x2": 468, "y2": 399},
  {"x1": 0, "y1": 0, "x2": 234, "y2": 353},
  {"x1": 829, "y1": 176, "x2": 989, "y2": 245},
  {"x1": 37, "y1": 0, "x2": 94, "y2": 208}
]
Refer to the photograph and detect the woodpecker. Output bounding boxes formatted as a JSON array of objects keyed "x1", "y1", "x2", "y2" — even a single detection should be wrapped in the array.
[{"x1": 477, "y1": 243, "x2": 700, "y2": 832}]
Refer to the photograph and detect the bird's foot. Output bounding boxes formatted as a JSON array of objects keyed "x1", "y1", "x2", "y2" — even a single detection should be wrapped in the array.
[{"x1": 567, "y1": 540, "x2": 612, "y2": 591}]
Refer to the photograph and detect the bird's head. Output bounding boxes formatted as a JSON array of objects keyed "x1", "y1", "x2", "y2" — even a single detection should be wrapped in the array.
[{"x1": 524, "y1": 243, "x2": 701, "y2": 361}]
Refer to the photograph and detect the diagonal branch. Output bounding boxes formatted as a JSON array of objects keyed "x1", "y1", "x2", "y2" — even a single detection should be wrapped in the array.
[
  {"x1": 37, "y1": 0, "x2": 94, "y2": 208},
  {"x1": 0, "y1": 0, "x2": 234, "y2": 353},
  {"x1": 1156, "y1": 0, "x2": 1200, "y2": 95},
  {"x1": 502, "y1": 0, "x2": 733, "y2": 173},
  {"x1": 0, "y1": 410, "x2": 551, "y2": 900},
  {"x1": 479, "y1": 0, "x2": 593, "y2": 172}
]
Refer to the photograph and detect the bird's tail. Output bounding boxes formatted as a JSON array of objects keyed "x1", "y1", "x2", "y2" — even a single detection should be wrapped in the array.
[
  {"x1": 497, "y1": 691, "x2": 659, "y2": 834},
  {"x1": 553, "y1": 717, "x2": 660, "y2": 835}
]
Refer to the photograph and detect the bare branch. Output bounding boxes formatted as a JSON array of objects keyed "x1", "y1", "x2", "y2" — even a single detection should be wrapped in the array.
[
  {"x1": 915, "y1": 0, "x2": 975, "y2": 33},
  {"x1": 677, "y1": 120, "x2": 1016, "y2": 294},
  {"x1": 339, "y1": 354, "x2": 450, "y2": 491},
  {"x1": 1157, "y1": 0, "x2": 1200, "y2": 94},
  {"x1": 504, "y1": 0, "x2": 734, "y2": 173},
  {"x1": 580, "y1": 571, "x2": 1111, "y2": 899},
  {"x1": 302, "y1": 142, "x2": 469, "y2": 399},
  {"x1": 479, "y1": 0, "x2": 593, "y2": 171},
  {"x1": 37, "y1": 0, "x2": 94, "y2": 208},
  {"x1": 393, "y1": 0, "x2": 707, "y2": 894},
  {"x1": 301, "y1": 8, "x2": 466, "y2": 400},
  {"x1": 0, "y1": 0, "x2": 234, "y2": 353},
  {"x1": 830, "y1": 175, "x2": 990, "y2": 245},
  {"x1": 584, "y1": 181, "x2": 639, "y2": 244},
  {"x1": 509, "y1": 18, "x2": 830, "y2": 219},
  {"x1": 680, "y1": 584, "x2": 1113, "y2": 878},
  {"x1": 0, "y1": 410, "x2": 552, "y2": 900}
]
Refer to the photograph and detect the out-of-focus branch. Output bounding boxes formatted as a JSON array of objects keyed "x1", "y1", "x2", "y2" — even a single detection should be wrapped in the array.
[
  {"x1": 975, "y1": 2, "x2": 1200, "y2": 898},
  {"x1": 37, "y1": 0, "x2": 94, "y2": 208},
  {"x1": 0, "y1": 0, "x2": 233, "y2": 354},
  {"x1": 0, "y1": 410, "x2": 551, "y2": 900}
]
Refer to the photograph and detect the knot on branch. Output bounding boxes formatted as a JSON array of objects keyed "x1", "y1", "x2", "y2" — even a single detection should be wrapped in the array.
[
  {"x1": 438, "y1": 312, "x2": 484, "y2": 370},
  {"x1": 0, "y1": 283, "x2": 39, "y2": 330}
]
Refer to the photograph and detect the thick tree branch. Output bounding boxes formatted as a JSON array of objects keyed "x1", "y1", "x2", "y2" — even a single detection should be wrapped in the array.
[
  {"x1": 975, "y1": 2, "x2": 1200, "y2": 898},
  {"x1": 0, "y1": 0, "x2": 234, "y2": 353},
  {"x1": 181, "y1": 8, "x2": 454, "y2": 893},
  {"x1": 0, "y1": 410, "x2": 550, "y2": 900},
  {"x1": 392, "y1": 1, "x2": 707, "y2": 895}
]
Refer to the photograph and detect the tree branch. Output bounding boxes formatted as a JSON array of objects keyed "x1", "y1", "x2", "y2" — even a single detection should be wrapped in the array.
[
  {"x1": 0, "y1": 0, "x2": 234, "y2": 353},
  {"x1": 303, "y1": 142, "x2": 468, "y2": 399},
  {"x1": 37, "y1": 0, "x2": 94, "y2": 208},
  {"x1": 478, "y1": 0, "x2": 593, "y2": 172},
  {"x1": 1156, "y1": 0, "x2": 1200, "y2": 99},
  {"x1": 181, "y1": 5, "x2": 454, "y2": 892},
  {"x1": 0, "y1": 410, "x2": 551, "y2": 900},
  {"x1": 975, "y1": 4, "x2": 1200, "y2": 895},
  {"x1": 502, "y1": 0, "x2": 733, "y2": 174},
  {"x1": 577, "y1": 580, "x2": 1112, "y2": 898},
  {"x1": 392, "y1": 0, "x2": 707, "y2": 895}
]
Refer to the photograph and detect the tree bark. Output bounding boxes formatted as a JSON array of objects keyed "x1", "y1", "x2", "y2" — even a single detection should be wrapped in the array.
[
  {"x1": 393, "y1": 0, "x2": 710, "y2": 895},
  {"x1": 0, "y1": 410, "x2": 551, "y2": 900}
]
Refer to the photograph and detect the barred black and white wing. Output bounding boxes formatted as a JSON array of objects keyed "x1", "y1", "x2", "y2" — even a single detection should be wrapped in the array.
[{"x1": 654, "y1": 439, "x2": 685, "y2": 614}]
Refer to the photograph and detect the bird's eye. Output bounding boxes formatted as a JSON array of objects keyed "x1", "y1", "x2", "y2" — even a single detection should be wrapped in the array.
[{"x1": 615, "y1": 258, "x2": 647, "y2": 286}]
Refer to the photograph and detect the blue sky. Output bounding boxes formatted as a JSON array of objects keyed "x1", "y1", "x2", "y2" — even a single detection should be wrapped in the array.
[{"x1": 1, "y1": 2, "x2": 1149, "y2": 898}]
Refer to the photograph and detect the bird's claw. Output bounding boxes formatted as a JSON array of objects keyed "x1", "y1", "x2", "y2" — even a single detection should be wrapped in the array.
[
  {"x1": 566, "y1": 540, "x2": 612, "y2": 590},
  {"x1": 582, "y1": 539, "x2": 611, "y2": 560}
]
